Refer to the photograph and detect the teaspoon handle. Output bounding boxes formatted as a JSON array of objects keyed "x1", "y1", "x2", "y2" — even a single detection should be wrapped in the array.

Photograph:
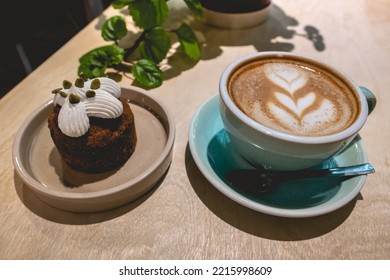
[
  {"x1": 327, "y1": 163, "x2": 375, "y2": 176},
  {"x1": 280, "y1": 163, "x2": 375, "y2": 181}
]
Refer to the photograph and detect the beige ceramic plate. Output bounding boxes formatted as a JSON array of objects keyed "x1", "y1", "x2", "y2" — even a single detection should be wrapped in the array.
[{"x1": 13, "y1": 86, "x2": 175, "y2": 213}]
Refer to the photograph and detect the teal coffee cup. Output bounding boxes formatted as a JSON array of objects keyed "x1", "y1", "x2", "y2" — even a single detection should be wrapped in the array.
[{"x1": 219, "y1": 52, "x2": 376, "y2": 171}]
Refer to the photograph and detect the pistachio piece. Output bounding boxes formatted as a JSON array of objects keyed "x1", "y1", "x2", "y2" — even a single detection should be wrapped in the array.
[
  {"x1": 63, "y1": 80, "x2": 72, "y2": 89},
  {"x1": 69, "y1": 93, "x2": 81, "y2": 104},
  {"x1": 79, "y1": 72, "x2": 88, "y2": 82},
  {"x1": 75, "y1": 78, "x2": 84, "y2": 88},
  {"x1": 90, "y1": 78, "x2": 101, "y2": 90},
  {"x1": 86, "y1": 90, "x2": 96, "y2": 98},
  {"x1": 59, "y1": 91, "x2": 68, "y2": 98},
  {"x1": 51, "y1": 88, "x2": 62, "y2": 94}
]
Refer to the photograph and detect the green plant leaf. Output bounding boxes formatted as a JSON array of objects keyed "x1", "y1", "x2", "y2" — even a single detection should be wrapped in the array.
[
  {"x1": 183, "y1": 0, "x2": 203, "y2": 19},
  {"x1": 174, "y1": 23, "x2": 201, "y2": 61},
  {"x1": 139, "y1": 27, "x2": 171, "y2": 63},
  {"x1": 78, "y1": 45, "x2": 125, "y2": 78},
  {"x1": 102, "y1": 16, "x2": 128, "y2": 42},
  {"x1": 111, "y1": 0, "x2": 132, "y2": 9},
  {"x1": 131, "y1": 59, "x2": 163, "y2": 88},
  {"x1": 128, "y1": 0, "x2": 168, "y2": 29}
]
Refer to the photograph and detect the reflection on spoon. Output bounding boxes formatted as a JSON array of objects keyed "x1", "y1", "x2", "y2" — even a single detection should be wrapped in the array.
[{"x1": 225, "y1": 163, "x2": 375, "y2": 195}]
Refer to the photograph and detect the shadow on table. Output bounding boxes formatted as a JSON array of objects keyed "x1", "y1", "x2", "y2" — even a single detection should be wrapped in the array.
[
  {"x1": 200, "y1": 4, "x2": 324, "y2": 55},
  {"x1": 185, "y1": 145, "x2": 361, "y2": 241},
  {"x1": 163, "y1": 4, "x2": 325, "y2": 81},
  {"x1": 13, "y1": 170, "x2": 165, "y2": 225}
]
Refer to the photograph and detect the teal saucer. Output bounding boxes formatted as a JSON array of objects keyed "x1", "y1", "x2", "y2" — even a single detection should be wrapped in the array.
[{"x1": 188, "y1": 95, "x2": 368, "y2": 218}]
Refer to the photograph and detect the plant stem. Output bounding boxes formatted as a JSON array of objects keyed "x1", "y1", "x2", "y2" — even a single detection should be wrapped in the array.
[
  {"x1": 112, "y1": 63, "x2": 132, "y2": 72},
  {"x1": 124, "y1": 29, "x2": 150, "y2": 61}
]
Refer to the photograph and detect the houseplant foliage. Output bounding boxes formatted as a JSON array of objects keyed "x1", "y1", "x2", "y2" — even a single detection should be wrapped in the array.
[{"x1": 78, "y1": 0, "x2": 203, "y2": 89}]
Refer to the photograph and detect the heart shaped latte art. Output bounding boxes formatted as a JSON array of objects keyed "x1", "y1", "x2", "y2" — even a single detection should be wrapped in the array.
[
  {"x1": 275, "y1": 91, "x2": 316, "y2": 117},
  {"x1": 264, "y1": 63, "x2": 337, "y2": 132},
  {"x1": 265, "y1": 63, "x2": 307, "y2": 94}
]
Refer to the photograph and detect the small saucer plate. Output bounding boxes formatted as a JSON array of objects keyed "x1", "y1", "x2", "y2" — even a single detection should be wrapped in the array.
[
  {"x1": 13, "y1": 86, "x2": 175, "y2": 213},
  {"x1": 188, "y1": 95, "x2": 369, "y2": 218}
]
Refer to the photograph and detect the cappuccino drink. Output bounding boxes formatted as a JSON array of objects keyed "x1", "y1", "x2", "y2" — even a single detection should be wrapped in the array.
[{"x1": 228, "y1": 57, "x2": 360, "y2": 136}]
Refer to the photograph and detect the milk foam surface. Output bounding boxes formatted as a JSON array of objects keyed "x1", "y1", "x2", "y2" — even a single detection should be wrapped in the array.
[{"x1": 229, "y1": 59, "x2": 359, "y2": 136}]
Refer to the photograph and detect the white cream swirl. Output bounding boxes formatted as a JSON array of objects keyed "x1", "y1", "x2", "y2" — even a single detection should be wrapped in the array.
[
  {"x1": 58, "y1": 98, "x2": 90, "y2": 137},
  {"x1": 85, "y1": 92, "x2": 123, "y2": 118},
  {"x1": 53, "y1": 77, "x2": 123, "y2": 137},
  {"x1": 96, "y1": 77, "x2": 121, "y2": 98}
]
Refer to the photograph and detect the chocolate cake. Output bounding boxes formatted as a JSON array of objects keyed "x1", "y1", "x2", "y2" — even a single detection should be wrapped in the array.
[{"x1": 48, "y1": 76, "x2": 137, "y2": 173}]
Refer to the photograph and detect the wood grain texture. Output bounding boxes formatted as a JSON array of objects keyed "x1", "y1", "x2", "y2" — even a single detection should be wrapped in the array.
[{"x1": 1, "y1": 0, "x2": 389, "y2": 259}]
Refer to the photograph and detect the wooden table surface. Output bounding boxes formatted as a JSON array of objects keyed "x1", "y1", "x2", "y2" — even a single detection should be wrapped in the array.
[{"x1": 1, "y1": 0, "x2": 389, "y2": 259}]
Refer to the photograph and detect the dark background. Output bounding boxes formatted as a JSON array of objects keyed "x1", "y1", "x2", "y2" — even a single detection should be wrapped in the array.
[{"x1": 0, "y1": 0, "x2": 112, "y2": 98}]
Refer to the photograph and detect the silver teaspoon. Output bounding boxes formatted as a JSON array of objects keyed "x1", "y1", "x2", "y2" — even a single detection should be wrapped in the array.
[{"x1": 225, "y1": 163, "x2": 375, "y2": 195}]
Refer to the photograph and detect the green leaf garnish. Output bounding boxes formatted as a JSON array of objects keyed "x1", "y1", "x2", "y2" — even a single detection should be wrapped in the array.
[
  {"x1": 128, "y1": 0, "x2": 168, "y2": 29},
  {"x1": 102, "y1": 16, "x2": 128, "y2": 42},
  {"x1": 78, "y1": 45, "x2": 125, "y2": 78},
  {"x1": 131, "y1": 59, "x2": 163, "y2": 88},
  {"x1": 140, "y1": 27, "x2": 171, "y2": 63},
  {"x1": 174, "y1": 23, "x2": 201, "y2": 61}
]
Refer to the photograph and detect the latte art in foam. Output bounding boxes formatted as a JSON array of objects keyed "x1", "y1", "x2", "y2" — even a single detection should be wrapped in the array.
[
  {"x1": 265, "y1": 63, "x2": 338, "y2": 133},
  {"x1": 229, "y1": 59, "x2": 359, "y2": 136}
]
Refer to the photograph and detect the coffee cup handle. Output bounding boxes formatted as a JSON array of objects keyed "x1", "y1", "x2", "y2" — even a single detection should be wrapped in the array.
[{"x1": 360, "y1": 86, "x2": 376, "y2": 115}]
